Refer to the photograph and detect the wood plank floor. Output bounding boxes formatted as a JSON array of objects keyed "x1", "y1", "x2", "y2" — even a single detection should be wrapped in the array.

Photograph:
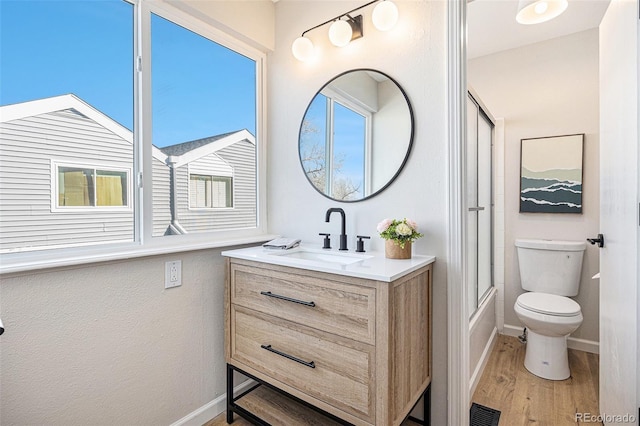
[{"x1": 472, "y1": 334, "x2": 601, "y2": 426}]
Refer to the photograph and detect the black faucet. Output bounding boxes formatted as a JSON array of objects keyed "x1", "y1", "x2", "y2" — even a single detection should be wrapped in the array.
[{"x1": 325, "y1": 207, "x2": 348, "y2": 251}]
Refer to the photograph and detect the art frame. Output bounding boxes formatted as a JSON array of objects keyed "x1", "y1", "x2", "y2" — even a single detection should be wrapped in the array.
[{"x1": 519, "y1": 134, "x2": 584, "y2": 214}]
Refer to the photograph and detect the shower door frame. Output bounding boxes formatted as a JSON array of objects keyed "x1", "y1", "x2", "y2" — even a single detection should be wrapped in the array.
[{"x1": 467, "y1": 90, "x2": 495, "y2": 318}]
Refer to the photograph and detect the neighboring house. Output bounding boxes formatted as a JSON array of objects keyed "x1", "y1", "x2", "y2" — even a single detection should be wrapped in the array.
[
  {"x1": 154, "y1": 130, "x2": 257, "y2": 236},
  {"x1": 0, "y1": 94, "x2": 256, "y2": 252}
]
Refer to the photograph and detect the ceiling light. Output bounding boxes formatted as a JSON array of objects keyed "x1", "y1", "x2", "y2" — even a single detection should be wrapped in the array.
[
  {"x1": 372, "y1": 0, "x2": 398, "y2": 31},
  {"x1": 516, "y1": 0, "x2": 568, "y2": 25}
]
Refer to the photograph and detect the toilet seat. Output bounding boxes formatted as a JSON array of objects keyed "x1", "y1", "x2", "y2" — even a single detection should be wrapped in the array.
[{"x1": 516, "y1": 292, "x2": 581, "y2": 317}]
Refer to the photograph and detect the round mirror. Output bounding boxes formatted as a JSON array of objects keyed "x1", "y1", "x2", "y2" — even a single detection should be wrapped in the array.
[{"x1": 298, "y1": 69, "x2": 414, "y2": 202}]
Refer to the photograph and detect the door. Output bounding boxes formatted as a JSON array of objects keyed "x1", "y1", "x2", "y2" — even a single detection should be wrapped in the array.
[
  {"x1": 598, "y1": 0, "x2": 639, "y2": 422},
  {"x1": 467, "y1": 93, "x2": 493, "y2": 318}
]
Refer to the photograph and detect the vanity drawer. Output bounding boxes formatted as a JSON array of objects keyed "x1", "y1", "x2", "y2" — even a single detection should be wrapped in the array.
[
  {"x1": 230, "y1": 306, "x2": 375, "y2": 423},
  {"x1": 229, "y1": 263, "x2": 376, "y2": 344}
]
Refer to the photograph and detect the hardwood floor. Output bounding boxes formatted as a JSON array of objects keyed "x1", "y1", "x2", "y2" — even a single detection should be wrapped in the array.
[{"x1": 472, "y1": 334, "x2": 601, "y2": 426}]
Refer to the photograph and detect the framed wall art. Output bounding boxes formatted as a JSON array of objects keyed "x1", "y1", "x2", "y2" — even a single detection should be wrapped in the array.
[{"x1": 520, "y1": 134, "x2": 584, "y2": 214}]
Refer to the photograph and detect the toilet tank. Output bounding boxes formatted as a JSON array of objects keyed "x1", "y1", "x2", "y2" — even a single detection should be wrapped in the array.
[{"x1": 515, "y1": 239, "x2": 586, "y2": 296}]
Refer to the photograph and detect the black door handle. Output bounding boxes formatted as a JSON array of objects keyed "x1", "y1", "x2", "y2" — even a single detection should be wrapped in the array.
[{"x1": 587, "y1": 234, "x2": 604, "y2": 248}]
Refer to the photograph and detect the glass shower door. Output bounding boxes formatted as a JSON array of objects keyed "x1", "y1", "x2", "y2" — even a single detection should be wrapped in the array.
[{"x1": 467, "y1": 94, "x2": 493, "y2": 317}]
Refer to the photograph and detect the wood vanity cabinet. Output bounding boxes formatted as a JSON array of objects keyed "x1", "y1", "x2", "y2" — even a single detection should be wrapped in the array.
[{"x1": 224, "y1": 258, "x2": 433, "y2": 426}]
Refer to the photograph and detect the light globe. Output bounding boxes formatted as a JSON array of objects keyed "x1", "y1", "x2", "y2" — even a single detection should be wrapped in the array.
[
  {"x1": 291, "y1": 36, "x2": 314, "y2": 62},
  {"x1": 328, "y1": 20, "x2": 353, "y2": 47},
  {"x1": 372, "y1": 1, "x2": 398, "y2": 31}
]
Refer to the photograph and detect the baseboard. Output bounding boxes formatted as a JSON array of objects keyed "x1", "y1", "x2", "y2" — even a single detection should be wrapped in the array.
[
  {"x1": 503, "y1": 324, "x2": 600, "y2": 354},
  {"x1": 169, "y1": 379, "x2": 257, "y2": 426},
  {"x1": 469, "y1": 326, "x2": 498, "y2": 398}
]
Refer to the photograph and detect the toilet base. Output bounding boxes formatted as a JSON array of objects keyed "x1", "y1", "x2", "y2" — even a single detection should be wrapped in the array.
[{"x1": 524, "y1": 330, "x2": 570, "y2": 380}]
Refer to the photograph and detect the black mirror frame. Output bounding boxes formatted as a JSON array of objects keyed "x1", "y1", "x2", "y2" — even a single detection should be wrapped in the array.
[{"x1": 298, "y1": 68, "x2": 415, "y2": 203}]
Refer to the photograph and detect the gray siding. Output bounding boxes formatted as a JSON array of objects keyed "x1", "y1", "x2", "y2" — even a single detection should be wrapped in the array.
[
  {"x1": 0, "y1": 109, "x2": 134, "y2": 252},
  {"x1": 152, "y1": 156, "x2": 172, "y2": 236},
  {"x1": 175, "y1": 140, "x2": 256, "y2": 232}
]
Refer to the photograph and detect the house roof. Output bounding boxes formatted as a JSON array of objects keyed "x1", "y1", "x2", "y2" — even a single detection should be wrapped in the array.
[
  {"x1": 160, "y1": 129, "x2": 256, "y2": 168},
  {"x1": 0, "y1": 94, "x2": 255, "y2": 167},
  {"x1": 160, "y1": 131, "x2": 239, "y2": 156},
  {"x1": 0, "y1": 94, "x2": 133, "y2": 143}
]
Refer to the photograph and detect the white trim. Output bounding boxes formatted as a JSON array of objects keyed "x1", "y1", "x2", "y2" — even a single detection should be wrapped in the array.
[
  {"x1": 174, "y1": 130, "x2": 255, "y2": 168},
  {"x1": 0, "y1": 233, "x2": 279, "y2": 275},
  {"x1": 502, "y1": 324, "x2": 600, "y2": 354},
  {"x1": 0, "y1": 94, "x2": 133, "y2": 142},
  {"x1": 469, "y1": 327, "x2": 498, "y2": 398},
  {"x1": 493, "y1": 118, "x2": 506, "y2": 333},
  {"x1": 169, "y1": 379, "x2": 257, "y2": 426},
  {"x1": 447, "y1": 1, "x2": 469, "y2": 425},
  {"x1": 51, "y1": 161, "x2": 133, "y2": 212}
]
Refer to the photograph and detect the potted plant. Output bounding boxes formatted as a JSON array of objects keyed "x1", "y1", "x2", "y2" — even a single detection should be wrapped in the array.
[{"x1": 376, "y1": 218, "x2": 424, "y2": 259}]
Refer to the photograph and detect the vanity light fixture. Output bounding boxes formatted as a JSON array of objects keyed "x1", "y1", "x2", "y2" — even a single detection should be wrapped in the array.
[
  {"x1": 516, "y1": 0, "x2": 568, "y2": 25},
  {"x1": 291, "y1": 0, "x2": 398, "y2": 62}
]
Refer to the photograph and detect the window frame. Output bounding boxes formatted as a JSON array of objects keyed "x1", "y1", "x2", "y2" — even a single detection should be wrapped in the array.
[
  {"x1": 0, "y1": 0, "x2": 270, "y2": 273},
  {"x1": 189, "y1": 173, "x2": 234, "y2": 210},
  {"x1": 52, "y1": 161, "x2": 132, "y2": 211},
  {"x1": 317, "y1": 89, "x2": 373, "y2": 199}
]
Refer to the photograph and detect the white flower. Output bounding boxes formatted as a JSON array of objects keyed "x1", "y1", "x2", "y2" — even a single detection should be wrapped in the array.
[{"x1": 396, "y1": 223, "x2": 413, "y2": 236}]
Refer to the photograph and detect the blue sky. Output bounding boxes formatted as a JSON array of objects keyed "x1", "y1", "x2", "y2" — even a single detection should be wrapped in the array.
[{"x1": 0, "y1": 0, "x2": 256, "y2": 148}]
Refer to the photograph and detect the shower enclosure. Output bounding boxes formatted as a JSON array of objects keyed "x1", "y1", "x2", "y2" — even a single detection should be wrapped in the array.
[{"x1": 467, "y1": 92, "x2": 494, "y2": 317}]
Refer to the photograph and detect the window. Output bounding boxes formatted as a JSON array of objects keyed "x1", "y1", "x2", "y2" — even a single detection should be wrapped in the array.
[
  {"x1": 150, "y1": 12, "x2": 257, "y2": 237},
  {"x1": 301, "y1": 93, "x2": 370, "y2": 200},
  {"x1": 0, "y1": 0, "x2": 264, "y2": 260},
  {"x1": 57, "y1": 166, "x2": 129, "y2": 208},
  {"x1": 190, "y1": 175, "x2": 233, "y2": 208}
]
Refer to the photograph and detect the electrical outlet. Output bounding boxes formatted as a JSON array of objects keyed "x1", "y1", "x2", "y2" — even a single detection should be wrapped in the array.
[{"x1": 165, "y1": 260, "x2": 182, "y2": 289}]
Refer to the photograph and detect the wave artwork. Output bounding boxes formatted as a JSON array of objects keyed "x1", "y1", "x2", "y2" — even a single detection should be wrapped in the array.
[{"x1": 519, "y1": 134, "x2": 584, "y2": 214}]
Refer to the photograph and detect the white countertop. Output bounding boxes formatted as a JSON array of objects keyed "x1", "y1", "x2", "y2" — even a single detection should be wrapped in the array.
[{"x1": 221, "y1": 244, "x2": 436, "y2": 282}]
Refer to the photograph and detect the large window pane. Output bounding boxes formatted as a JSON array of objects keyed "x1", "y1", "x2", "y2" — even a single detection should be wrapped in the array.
[
  {"x1": 151, "y1": 14, "x2": 257, "y2": 236},
  {"x1": 0, "y1": 0, "x2": 133, "y2": 253}
]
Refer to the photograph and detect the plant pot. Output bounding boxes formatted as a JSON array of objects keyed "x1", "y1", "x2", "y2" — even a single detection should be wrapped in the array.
[{"x1": 385, "y1": 240, "x2": 412, "y2": 259}]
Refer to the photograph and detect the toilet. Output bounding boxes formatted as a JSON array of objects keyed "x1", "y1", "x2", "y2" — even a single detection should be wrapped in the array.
[{"x1": 513, "y1": 239, "x2": 586, "y2": 380}]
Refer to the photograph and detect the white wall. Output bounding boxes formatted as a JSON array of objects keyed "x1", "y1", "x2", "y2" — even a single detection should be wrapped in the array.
[
  {"x1": 469, "y1": 29, "x2": 601, "y2": 345},
  {"x1": 269, "y1": 1, "x2": 448, "y2": 423},
  {"x1": 168, "y1": 0, "x2": 275, "y2": 51},
  {"x1": 0, "y1": 248, "x2": 234, "y2": 424}
]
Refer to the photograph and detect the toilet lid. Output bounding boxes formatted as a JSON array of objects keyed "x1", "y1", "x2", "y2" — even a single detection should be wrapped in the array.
[{"x1": 516, "y1": 292, "x2": 581, "y2": 317}]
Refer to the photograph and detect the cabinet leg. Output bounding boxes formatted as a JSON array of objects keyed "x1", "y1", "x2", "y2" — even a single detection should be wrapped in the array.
[
  {"x1": 226, "y1": 364, "x2": 234, "y2": 424},
  {"x1": 424, "y1": 384, "x2": 431, "y2": 426}
]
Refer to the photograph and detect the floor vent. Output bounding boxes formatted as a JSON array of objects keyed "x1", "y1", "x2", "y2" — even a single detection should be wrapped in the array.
[{"x1": 470, "y1": 402, "x2": 501, "y2": 426}]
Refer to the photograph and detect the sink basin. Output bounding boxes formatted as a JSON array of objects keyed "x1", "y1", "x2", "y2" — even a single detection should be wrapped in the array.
[{"x1": 267, "y1": 249, "x2": 372, "y2": 265}]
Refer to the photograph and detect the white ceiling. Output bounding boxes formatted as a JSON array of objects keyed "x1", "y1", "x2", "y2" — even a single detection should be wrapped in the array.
[{"x1": 467, "y1": 0, "x2": 611, "y2": 59}]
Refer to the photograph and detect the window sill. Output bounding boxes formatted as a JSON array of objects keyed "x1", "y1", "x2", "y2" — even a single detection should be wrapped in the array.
[{"x1": 0, "y1": 233, "x2": 279, "y2": 275}]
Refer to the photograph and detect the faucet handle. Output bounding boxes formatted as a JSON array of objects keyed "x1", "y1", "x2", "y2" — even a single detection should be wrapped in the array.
[
  {"x1": 319, "y1": 233, "x2": 331, "y2": 249},
  {"x1": 356, "y1": 235, "x2": 370, "y2": 253}
]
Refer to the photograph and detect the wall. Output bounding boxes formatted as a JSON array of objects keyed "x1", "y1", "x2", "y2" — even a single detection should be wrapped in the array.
[
  {"x1": 269, "y1": 1, "x2": 448, "y2": 424},
  {"x1": 0, "y1": 248, "x2": 238, "y2": 424},
  {"x1": 469, "y1": 29, "x2": 600, "y2": 346}
]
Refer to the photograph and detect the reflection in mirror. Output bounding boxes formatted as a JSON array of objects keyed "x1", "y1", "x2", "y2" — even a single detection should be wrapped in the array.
[{"x1": 299, "y1": 69, "x2": 413, "y2": 202}]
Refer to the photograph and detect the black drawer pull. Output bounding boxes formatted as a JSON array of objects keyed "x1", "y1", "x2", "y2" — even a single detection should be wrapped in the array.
[
  {"x1": 261, "y1": 344, "x2": 316, "y2": 368},
  {"x1": 260, "y1": 291, "x2": 316, "y2": 307}
]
